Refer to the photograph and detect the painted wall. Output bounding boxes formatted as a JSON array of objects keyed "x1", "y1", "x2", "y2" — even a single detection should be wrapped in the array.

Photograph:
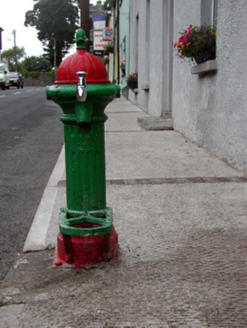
[
  {"x1": 128, "y1": 0, "x2": 172, "y2": 116},
  {"x1": 119, "y1": 0, "x2": 130, "y2": 88},
  {"x1": 172, "y1": 0, "x2": 247, "y2": 171},
  {"x1": 106, "y1": 6, "x2": 115, "y2": 83},
  {"x1": 128, "y1": 0, "x2": 246, "y2": 171}
]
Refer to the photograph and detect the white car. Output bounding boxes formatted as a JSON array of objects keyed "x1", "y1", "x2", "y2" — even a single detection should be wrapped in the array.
[{"x1": 0, "y1": 63, "x2": 10, "y2": 90}]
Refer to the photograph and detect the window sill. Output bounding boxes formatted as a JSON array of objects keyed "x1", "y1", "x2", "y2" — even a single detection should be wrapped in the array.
[
  {"x1": 191, "y1": 60, "x2": 217, "y2": 75},
  {"x1": 142, "y1": 85, "x2": 149, "y2": 91}
]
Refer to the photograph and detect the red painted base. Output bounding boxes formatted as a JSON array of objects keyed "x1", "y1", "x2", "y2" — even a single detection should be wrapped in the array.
[{"x1": 52, "y1": 227, "x2": 118, "y2": 268}]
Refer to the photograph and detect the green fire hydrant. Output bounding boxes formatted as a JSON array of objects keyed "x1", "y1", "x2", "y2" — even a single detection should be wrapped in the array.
[{"x1": 47, "y1": 29, "x2": 120, "y2": 267}]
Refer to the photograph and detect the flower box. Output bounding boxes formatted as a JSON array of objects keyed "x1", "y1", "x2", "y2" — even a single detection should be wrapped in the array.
[
  {"x1": 191, "y1": 59, "x2": 217, "y2": 75},
  {"x1": 174, "y1": 25, "x2": 216, "y2": 65},
  {"x1": 127, "y1": 73, "x2": 138, "y2": 90}
]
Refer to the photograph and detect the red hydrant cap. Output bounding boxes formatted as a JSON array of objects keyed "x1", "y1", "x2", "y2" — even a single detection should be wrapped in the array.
[{"x1": 54, "y1": 29, "x2": 110, "y2": 85}]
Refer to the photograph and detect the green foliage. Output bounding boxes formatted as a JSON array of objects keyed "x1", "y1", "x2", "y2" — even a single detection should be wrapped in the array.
[
  {"x1": 22, "y1": 55, "x2": 52, "y2": 72},
  {"x1": 25, "y1": 0, "x2": 79, "y2": 67},
  {"x1": 1, "y1": 46, "x2": 26, "y2": 71},
  {"x1": 102, "y1": 0, "x2": 110, "y2": 10},
  {"x1": 26, "y1": 71, "x2": 40, "y2": 79},
  {"x1": 104, "y1": 42, "x2": 113, "y2": 55},
  {"x1": 103, "y1": 56, "x2": 109, "y2": 65}
]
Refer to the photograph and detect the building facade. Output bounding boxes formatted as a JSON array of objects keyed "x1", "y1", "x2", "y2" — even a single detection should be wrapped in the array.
[
  {"x1": 126, "y1": 0, "x2": 246, "y2": 172},
  {"x1": 128, "y1": 0, "x2": 173, "y2": 117},
  {"x1": 119, "y1": 0, "x2": 130, "y2": 92}
]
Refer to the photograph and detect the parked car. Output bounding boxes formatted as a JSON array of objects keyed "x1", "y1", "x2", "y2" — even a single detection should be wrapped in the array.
[
  {"x1": 9, "y1": 72, "x2": 24, "y2": 88},
  {"x1": 0, "y1": 64, "x2": 10, "y2": 90}
]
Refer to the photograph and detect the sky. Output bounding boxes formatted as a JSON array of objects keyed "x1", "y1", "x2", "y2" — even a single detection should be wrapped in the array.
[{"x1": 0, "y1": 0, "x2": 98, "y2": 58}]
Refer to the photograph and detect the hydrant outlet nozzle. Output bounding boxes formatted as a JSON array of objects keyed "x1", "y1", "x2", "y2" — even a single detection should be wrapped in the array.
[{"x1": 76, "y1": 71, "x2": 88, "y2": 102}]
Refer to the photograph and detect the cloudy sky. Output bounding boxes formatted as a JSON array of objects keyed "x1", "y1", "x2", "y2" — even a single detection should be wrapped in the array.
[{"x1": 0, "y1": 0, "x2": 98, "y2": 58}]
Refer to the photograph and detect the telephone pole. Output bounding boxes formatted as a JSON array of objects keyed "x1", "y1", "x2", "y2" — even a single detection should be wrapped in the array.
[
  {"x1": 13, "y1": 29, "x2": 18, "y2": 71},
  {"x1": 80, "y1": 0, "x2": 90, "y2": 52},
  {"x1": 0, "y1": 27, "x2": 3, "y2": 62},
  {"x1": 54, "y1": 38, "x2": 57, "y2": 75}
]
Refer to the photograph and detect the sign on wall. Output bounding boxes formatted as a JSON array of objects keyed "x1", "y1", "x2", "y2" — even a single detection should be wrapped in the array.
[
  {"x1": 102, "y1": 27, "x2": 113, "y2": 41},
  {"x1": 93, "y1": 30, "x2": 108, "y2": 53},
  {"x1": 92, "y1": 16, "x2": 108, "y2": 55}
]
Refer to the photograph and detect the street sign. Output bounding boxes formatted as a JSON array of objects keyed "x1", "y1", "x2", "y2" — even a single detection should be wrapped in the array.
[
  {"x1": 102, "y1": 27, "x2": 113, "y2": 41},
  {"x1": 93, "y1": 30, "x2": 108, "y2": 51}
]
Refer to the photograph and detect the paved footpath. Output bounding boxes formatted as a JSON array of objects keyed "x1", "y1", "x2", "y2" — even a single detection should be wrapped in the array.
[{"x1": 0, "y1": 97, "x2": 246, "y2": 327}]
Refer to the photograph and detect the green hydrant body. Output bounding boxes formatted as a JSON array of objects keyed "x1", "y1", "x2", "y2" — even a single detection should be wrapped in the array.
[{"x1": 64, "y1": 101, "x2": 107, "y2": 212}]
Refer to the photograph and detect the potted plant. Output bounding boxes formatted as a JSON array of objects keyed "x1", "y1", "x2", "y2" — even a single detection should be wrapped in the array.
[
  {"x1": 104, "y1": 42, "x2": 114, "y2": 55},
  {"x1": 103, "y1": 56, "x2": 110, "y2": 65},
  {"x1": 126, "y1": 73, "x2": 138, "y2": 90},
  {"x1": 120, "y1": 60, "x2": 126, "y2": 76},
  {"x1": 174, "y1": 25, "x2": 216, "y2": 64}
]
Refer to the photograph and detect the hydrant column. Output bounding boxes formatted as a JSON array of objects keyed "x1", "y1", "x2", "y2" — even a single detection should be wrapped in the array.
[
  {"x1": 62, "y1": 103, "x2": 107, "y2": 212},
  {"x1": 46, "y1": 29, "x2": 120, "y2": 267}
]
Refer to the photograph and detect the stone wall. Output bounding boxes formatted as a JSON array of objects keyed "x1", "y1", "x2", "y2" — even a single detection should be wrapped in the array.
[{"x1": 23, "y1": 73, "x2": 53, "y2": 87}]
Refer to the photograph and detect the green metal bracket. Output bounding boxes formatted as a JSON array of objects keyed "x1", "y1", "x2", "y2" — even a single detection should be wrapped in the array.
[{"x1": 59, "y1": 207, "x2": 113, "y2": 236}]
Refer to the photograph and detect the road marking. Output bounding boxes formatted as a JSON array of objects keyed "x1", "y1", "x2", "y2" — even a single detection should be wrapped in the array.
[
  {"x1": 13, "y1": 92, "x2": 21, "y2": 95},
  {"x1": 0, "y1": 95, "x2": 6, "y2": 98},
  {"x1": 23, "y1": 145, "x2": 65, "y2": 252}
]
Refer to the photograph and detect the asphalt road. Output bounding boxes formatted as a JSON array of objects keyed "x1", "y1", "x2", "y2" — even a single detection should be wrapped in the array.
[{"x1": 0, "y1": 86, "x2": 64, "y2": 282}]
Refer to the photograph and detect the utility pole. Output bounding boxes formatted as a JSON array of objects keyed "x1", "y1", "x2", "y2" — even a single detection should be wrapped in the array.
[
  {"x1": 80, "y1": 0, "x2": 90, "y2": 52},
  {"x1": 54, "y1": 38, "x2": 57, "y2": 75},
  {"x1": 13, "y1": 29, "x2": 18, "y2": 71},
  {"x1": 0, "y1": 27, "x2": 3, "y2": 63}
]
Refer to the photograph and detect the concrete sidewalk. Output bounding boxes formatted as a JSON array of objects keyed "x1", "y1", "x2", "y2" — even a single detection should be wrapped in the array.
[{"x1": 0, "y1": 97, "x2": 246, "y2": 327}]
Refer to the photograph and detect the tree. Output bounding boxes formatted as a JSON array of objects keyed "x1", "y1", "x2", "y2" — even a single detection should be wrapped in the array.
[
  {"x1": 22, "y1": 56, "x2": 52, "y2": 72},
  {"x1": 102, "y1": 0, "x2": 110, "y2": 10},
  {"x1": 1, "y1": 46, "x2": 26, "y2": 71},
  {"x1": 25, "y1": 0, "x2": 79, "y2": 67}
]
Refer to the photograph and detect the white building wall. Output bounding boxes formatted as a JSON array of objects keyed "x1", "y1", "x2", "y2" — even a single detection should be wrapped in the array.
[
  {"x1": 172, "y1": 0, "x2": 247, "y2": 171},
  {"x1": 129, "y1": 0, "x2": 166, "y2": 116},
  {"x1": 149, "y1": 0, "x2": 164, "y2": 116},
  {"x1": 128, "y1": 0, "x2": 246, "y2": 171},
  {"x1": 135, "y1": 0, "x2": 148, "y2": 112},
  {"x1": 128, "y1": 1, "x2": 138, "y2": 103},
  {"x1": 107, "y1": 9, "x2": 114, "y2": 82}
]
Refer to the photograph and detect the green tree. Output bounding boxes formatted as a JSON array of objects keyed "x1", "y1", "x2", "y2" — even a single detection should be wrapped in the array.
[
  {"x1": 22, "y1": 55, "x2": 52, "y2": 72},
  {"x1": 102, "y1": 0, "x2": 110, "y2": 10},
  {"x1": 24, "y1": 0, "x2": 79, "y2": 67},
  {"x1": 1, "y1": 46, "x2": 26, "y2": 71}
]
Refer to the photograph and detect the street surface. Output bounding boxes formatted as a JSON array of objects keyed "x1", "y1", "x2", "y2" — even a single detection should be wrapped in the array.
[
  {"x1": 0, "y1": 87, "x2": 64, "y2": 282},
  {"x1": 0, "y1": 98, "x2": 246, "y2": 327}
]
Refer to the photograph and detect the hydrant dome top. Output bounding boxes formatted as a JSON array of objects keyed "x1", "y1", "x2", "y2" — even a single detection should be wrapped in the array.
[{"x1": 54, "y1": 29, "x2": 110, "y2": 85}]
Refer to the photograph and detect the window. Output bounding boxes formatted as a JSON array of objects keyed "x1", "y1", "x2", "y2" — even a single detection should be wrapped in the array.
[
  {"x1": 212, "y1": 0, "x2": 218, "y2": 26},
  {"x1": 121, "y1": 37, "x2": 126, "y2": 61},
  {"x1": 135, "y1": 14, "x2": 139, "y2": 73},
  {"x1": 201, "y1": 0, "x2": 218, "y2": 26}
]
